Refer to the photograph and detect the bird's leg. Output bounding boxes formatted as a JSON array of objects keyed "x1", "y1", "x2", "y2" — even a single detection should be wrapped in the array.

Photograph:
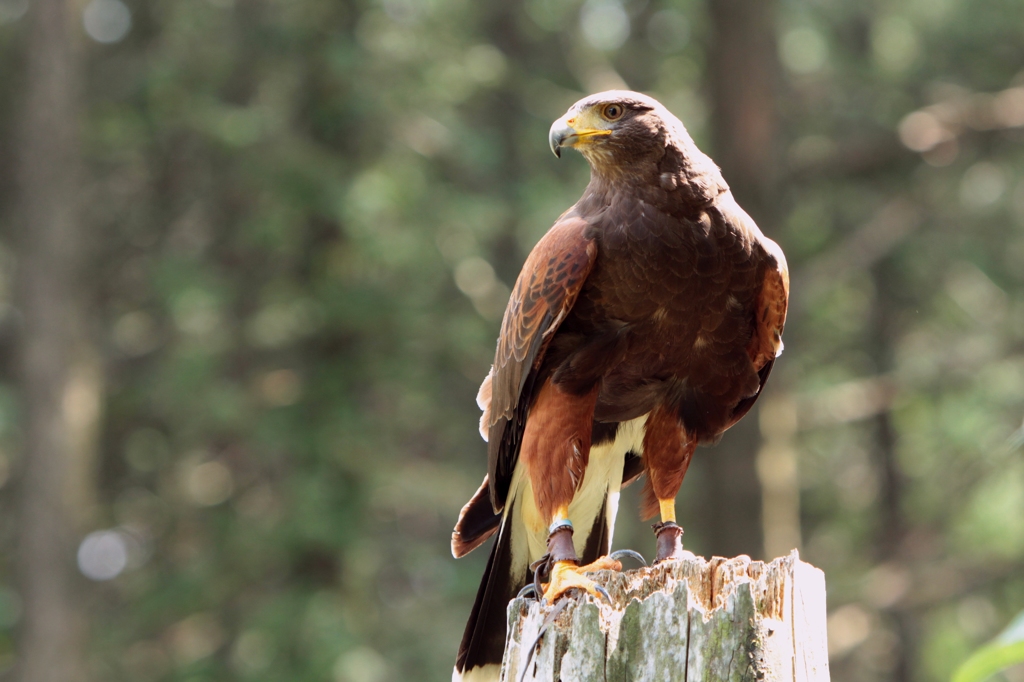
[
  {"x1": 653, "y1": 497, "x2": 685, "y2": 562},
  {"x1": 641, "y1": 406, "x2": 696, "y2": 563},
  {"x1": 540, "y1": 506, "x2": 614, "y2": 603},
  {"x1": 518, "y1": 380, "x2": 617, "y2": 602}
]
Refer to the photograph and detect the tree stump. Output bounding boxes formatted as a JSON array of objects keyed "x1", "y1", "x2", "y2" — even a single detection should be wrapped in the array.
[{"x1": 500, "y1": 550, "x2": 829, "y2": 682}]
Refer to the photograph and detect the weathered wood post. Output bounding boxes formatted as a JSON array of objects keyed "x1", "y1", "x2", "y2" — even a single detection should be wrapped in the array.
[{"x1": 501, "y1": 550, "x2": 829, "y2": 682}]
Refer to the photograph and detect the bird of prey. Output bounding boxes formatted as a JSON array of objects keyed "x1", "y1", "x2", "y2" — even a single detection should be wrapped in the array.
[{"x1": 451, "y1": 90, "x2": 789, "y2": 681}]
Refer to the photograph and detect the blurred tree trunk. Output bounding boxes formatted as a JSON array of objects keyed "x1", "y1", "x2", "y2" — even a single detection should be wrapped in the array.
[
  {"x1": 870, "y1": 261, "x2": 913, "y2": 682},
  {"x1": 707, "y1": 0, "x2": 780, "y2": 216},
  {"x1": 13, "y1": 1, "x2": 88, "y2": 681},
  {"x1": 703, "y1": 0, "x2": 782, "y2": 559}
]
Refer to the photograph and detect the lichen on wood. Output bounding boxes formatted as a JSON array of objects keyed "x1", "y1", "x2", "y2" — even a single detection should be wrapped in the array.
[{"x1": 500, "y1": 550, "x2": 829, "y2": 682}]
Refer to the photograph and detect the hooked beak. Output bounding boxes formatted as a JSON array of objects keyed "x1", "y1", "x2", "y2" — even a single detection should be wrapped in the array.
[
  {"x1": 548, "y1": 110, "x2": 612, "y2": 159},
  {"x1": 549, "y1": 117, "x2": 574, "y2": 158}
]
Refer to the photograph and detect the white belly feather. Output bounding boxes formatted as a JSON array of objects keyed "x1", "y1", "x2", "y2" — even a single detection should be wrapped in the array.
[{"x1": 504, "y1": 415, "x2": 647, "y2": 572}]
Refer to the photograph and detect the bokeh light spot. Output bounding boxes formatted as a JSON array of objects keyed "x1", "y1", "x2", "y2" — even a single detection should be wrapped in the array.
[
  {"x1": 112, "y1": 310, "x2": 161, "y2": 356},
  {"x1": 956, "y1": 596, "x2": 998, "y2": 638},
  {"x1": 453, "y1": 257, "x2": 509, "y2": 320},
  {"x1": 872, "y1": 16, "x2": 919, "y2": 73},
  {"x1": 780, "y1": 27, "x2": 828, "y2": 75},
  {"x1": 828, "y1": 603, "x2": 873, "y2": 657},
  {"x1": 960, "y1": 162, "x2": 1007, "y2": 209},
  {"x1": 333, "y1": 646, "x2": 388, "y2": 682},
  {"x1": 183, "y1": 460, "x2": 234, "y2": 507},
  {"x1": 231, "y1": 630, "x2": 273, "y2": 674},
  {"x1": 258, "y1": 369, "x2": 302, "y2": 407},
  {"x1": 82, "y1": 0, "x2": 131, "y2": 44},
  {"x1": 994, "y1": 87, "x2": 1024, "y2": 128},
  {"x1": 580, "y1": 0, "x2": 630, "y2": 52},
  {"x1": 897, "y1": 110, "x2": 949, "y2": 152},
  {"x1": 453, "y1": 257, "x2": 496, "y2": 299},
  {"x1": 402, "y1": 116, "x2": 452, "y2": 157},
  {"x1": 465, "y1": 44, "x2": 507, "y2": 85},
  {"x1": 172, "y1": 289, "x2": 222, "y2": 338},
  {"x1": 77, "y1": 530, "x2": 129, "y2": 581},
  {"x1": 167, "y1": 613, "x2": 225, "y2": 665}
]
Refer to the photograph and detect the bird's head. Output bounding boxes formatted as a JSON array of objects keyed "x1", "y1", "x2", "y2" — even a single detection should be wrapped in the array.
[{"x1": 548, "y1": 90, "x2": 684, "y2": 176}]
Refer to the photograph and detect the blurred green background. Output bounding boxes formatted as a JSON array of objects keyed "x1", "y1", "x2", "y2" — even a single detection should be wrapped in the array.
[{"x1": 1, "y1": 0, "x2": 1024, "y2": 680}]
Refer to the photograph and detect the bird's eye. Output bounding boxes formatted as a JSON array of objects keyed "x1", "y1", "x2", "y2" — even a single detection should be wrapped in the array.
[{"x1": 602, "y1": 103, "x2": 624, "y2": 120}]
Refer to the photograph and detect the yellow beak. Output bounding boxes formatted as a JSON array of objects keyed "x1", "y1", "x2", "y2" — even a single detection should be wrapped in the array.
[{"x1": 548, "y1": 110, "x2": 612, "y2": 158}]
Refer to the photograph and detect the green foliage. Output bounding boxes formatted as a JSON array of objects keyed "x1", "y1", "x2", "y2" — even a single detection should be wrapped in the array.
[
  {"x1": 953, "y1": 611, "x2": 1024, "y2": 682},
  {"x1": 0, "y1": 0, "x2": 1023, "y2": 680}
]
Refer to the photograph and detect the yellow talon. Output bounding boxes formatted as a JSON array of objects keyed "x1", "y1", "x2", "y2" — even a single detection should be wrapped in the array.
[{"x1": 542, "y1": 560, "x2": 613, "y2": 603}]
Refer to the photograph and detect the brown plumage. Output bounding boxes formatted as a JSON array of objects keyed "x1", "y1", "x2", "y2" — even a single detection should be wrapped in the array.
[{"x1": 452, "y1": 90, "x2": 788, "y2": 681}]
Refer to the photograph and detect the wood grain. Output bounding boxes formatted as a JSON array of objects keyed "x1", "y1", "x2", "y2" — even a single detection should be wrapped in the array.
[{"x1": 501, "y1": 551, "x2": 830, "y2": 682}]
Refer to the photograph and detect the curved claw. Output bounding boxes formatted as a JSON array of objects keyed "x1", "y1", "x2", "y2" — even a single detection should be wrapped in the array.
[
  {"x1": 534, "y1": 566, "x2": 547, "y2": 605},
  {"x1": 530, "y1": 556, "x2": 550, "y2": 605},
  {"x1": 593, "y1": 584, "x2": 612, "y2": 604},
  {"x1": 517, "y1": 583, "x2": 540, "y2": 600},
  {"x1": 609, "y1": 549, "x2": 647, "y2": 567}
]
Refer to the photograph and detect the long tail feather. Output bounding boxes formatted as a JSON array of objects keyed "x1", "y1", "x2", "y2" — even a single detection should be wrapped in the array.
[
  {"x1": 452, "y1": 476, "x2": 501, "y2": 559},
  {"x1": 454, "y1": 499, "x2": 526, "y2": 681}
]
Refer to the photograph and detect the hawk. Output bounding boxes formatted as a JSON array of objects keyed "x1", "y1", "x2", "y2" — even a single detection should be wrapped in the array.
[{"x1": 451, "y1": 91, "x2": 789, "y2": 681}]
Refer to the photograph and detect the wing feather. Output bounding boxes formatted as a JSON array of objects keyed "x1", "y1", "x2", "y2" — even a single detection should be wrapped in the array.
[
  {"x1": 479, "y1": 216, "x2": 597, "y2": 511},
  {"x1": 748, "y1": 236, "x2": 789, "y2": 372}
]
